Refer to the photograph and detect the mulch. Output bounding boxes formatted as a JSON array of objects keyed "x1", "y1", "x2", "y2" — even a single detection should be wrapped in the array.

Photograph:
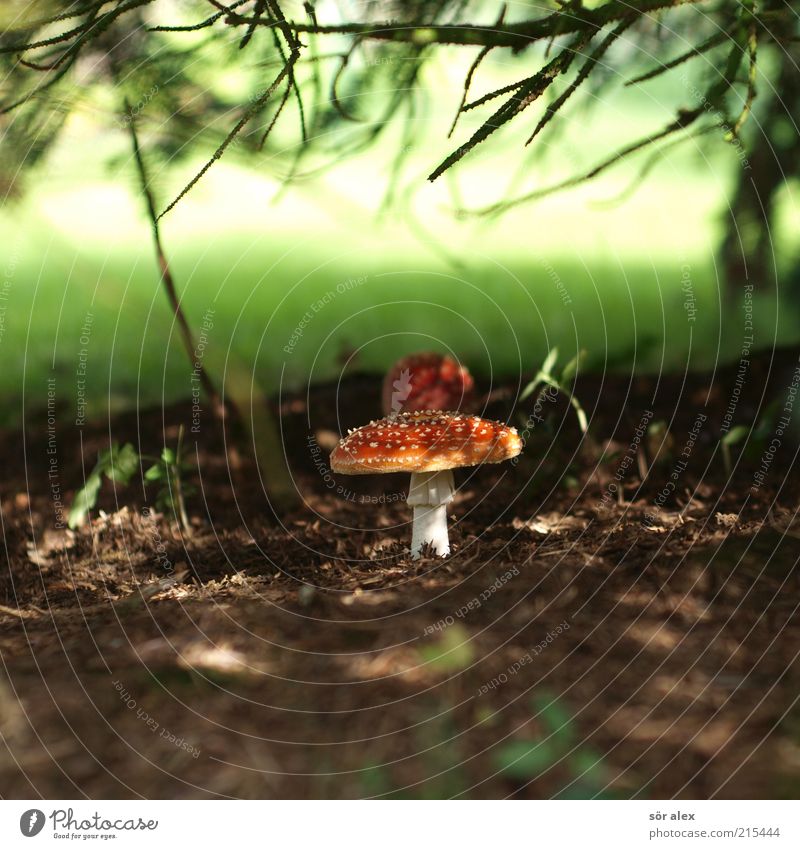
[{"x1": 1, "y1": 348, "x2": 799, "y2": 799}]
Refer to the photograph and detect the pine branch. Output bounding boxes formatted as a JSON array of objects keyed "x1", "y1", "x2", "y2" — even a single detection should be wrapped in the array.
[
  {"x1": 448, "y1": 4, "x2": 507, "y2": 138},
  {"x1": 329, "y1": 40, "x2": 363, "y2": 122},
  {"x1": 157, "y1": 51, "x2": 298, "y2": 220},
  {"x1": 239, "y1": 0, "x2": 266, "y2": 48},
  {"x1": 461, "y1": 0, "x2": 750, "y2": 212},
  {"x1": 2, "y1": 1, "x2": 112, "y2": 33},
  {"x1": 2, "y1": 0, "x2": 785, "y2": 213},
  {"x1": 264, "y1": 11, "x2": 307, "y2": 142},
  {"x1": 429, "y1": 30, "x2": 594, "y2": 181},
  {"x1": 223, "y1": 0, "x2": 705, "y2": 49},
  {"x1": 624, "y1": 29, "x2": 729, "y2": 86},
  {"x1": 258, "y1": 77, "x2": 292, "y2": 148},
  {"x1": 147, "y1": 0, "x2": 249, "y2": 32},
  {"x1": 461, "y1": 76, "x2": 527, "y2": 112},
  {"x1": 527, "y1": 18, "x2": 632, "y2": 144},
  {"x1": 126, "y1": 102, "x2": 227, "y2": 421},
  {"x1": 128, "y1": 97, "x2": 298, "y2": 512},
  {"x1": 591, "y1": 124, "x2": 717, "y2": 207},
  {"x1": 1, "y1": 0, "x2": 152, "y2": 55},
  {"x1": 465, "y1": 106, "x2": 709, "y2": 216},
  {"x1": 731, "y1": 5, "x2": 758, "y2": 138},
  {"x1": 2, "y1": 0, "x2": 152, "y2": 114}
]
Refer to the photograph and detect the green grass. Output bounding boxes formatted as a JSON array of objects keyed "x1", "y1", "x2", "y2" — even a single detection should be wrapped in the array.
[
  {"x1": 2, "y1": 81, "x2": 797, "y2": 427},
  {"x1": 2, "y1": 216, "x2": 794, "y2": 428}
]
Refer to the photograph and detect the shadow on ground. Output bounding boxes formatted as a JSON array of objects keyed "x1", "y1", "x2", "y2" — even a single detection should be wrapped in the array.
[{"x1": 2, "y1": 351, "x2": 800, "y2": 798}]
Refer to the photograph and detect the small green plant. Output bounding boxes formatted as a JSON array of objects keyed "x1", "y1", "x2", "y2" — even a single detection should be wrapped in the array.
[
  {"x1": 492, "y1": 693, "x2": 613, "y2": 799},
  {"x1": 418, "y1": 624, "x2": 474, "y2": 674},
  {"x1": 68, "y1": 442, "x2": 139, "y2": 529},
  {"x1": 646, "y1": 419, "x2": 674, "y2": 466},
  {"x1": 358, "y1": 713, "x2": 470, "y2": 799},
  {"x1": 720, "y1": 425, "x2": 750, "y2": 476},
  {"x1": 68, "y1": 427, "x2": 194, "y2": 532},
  {"x1": 144, "y1": 426, "x2": 194, "y2": 534},
  {"x1": 520, "y1": 348, "x2": 588, "y2": 434},
  {"x1": 719, "y1": 398, "x2": 782, "y2": 475}
]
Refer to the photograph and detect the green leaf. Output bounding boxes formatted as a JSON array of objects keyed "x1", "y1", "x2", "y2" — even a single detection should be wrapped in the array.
[
  {"x1": 144, "y1": 463, "x2": 164, "y2": 481},
  {"x1": 753, "y1": 399, "x2": 781, "y2": 442},
  {"x1": 554, "y1": 783, "x2": 599, "y2": 800},
  {"x1": 560, "y1": 349, "x2": 586, "y2": 385},
  {"x1": 359, "y1": 763, "x2": 395, "y2": 797},
  {"x1": 555, "y1": 750, "x2": 609, "y2": 799},
  {"x1": 105, "y1": 443, "x2": 139, "y2": 483},
  {"x1": 418, "y1": 624, "x2": 474, "y2": 673},
  {"x1": 721, "y1": 424, "x2": 750, "y2": 447},
  {"x1": 95, "y1": 445, "x2": 115, "y2": 473},
  {"x1": 540, "y1": 347, "x2": 559, "y2": 379},
  {"x1": 161, "y1": 447, "x2": 176, "y2": 465},
  {"x1": 68, "y1": 471, "x2": 102, "y2": 529},
  {"x1": 721, "y1": 423, "x2": 754, "y2": 475},
  {"x1": 535, "y1": 694, "x2": 576, "y2": 744},
  {"x1": 571, "y1": 750, "x2": 605, "y2": 784},
  {"x1": 493, "y1": 739, "x2": 559, "y2": 779},
  {"x1": 520, "y1": 348, "x2": 560, "y2": 402},
  {"x1": 561, "y1": 474, "x2": 579, "y2": 490},
  {"x1": 155, "y1": 487, "x2": 175, "y2": 512},
  {"x1": 571, "y1": 396, "x2": 589, "y2": 435},
  {"x1": 519, "y1": 378, "x2": 541, "y2": 403}
]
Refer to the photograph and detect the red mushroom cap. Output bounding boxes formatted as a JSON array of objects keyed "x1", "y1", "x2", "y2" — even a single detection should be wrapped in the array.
[
  {"x1": 330, "y1": 410, "x2": 522, "y2": 474},
  {"x1": 381, "y1": 352, "x2": 476, "y2": 416}
]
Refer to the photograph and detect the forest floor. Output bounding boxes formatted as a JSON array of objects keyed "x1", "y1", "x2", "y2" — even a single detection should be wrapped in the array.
[{"x1": 2, "y1": 349, "x2": 800, "y2": 799}]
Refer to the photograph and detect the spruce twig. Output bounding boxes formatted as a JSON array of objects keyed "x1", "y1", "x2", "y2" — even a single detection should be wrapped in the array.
[{"x1": 126, "y1": 103, "x2": 227, "y2": 422}]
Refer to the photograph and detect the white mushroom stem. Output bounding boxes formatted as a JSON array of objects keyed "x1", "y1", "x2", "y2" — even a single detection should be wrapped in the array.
[{"x1": 407, "y1": 470, "x2": 455, "y2": 558}]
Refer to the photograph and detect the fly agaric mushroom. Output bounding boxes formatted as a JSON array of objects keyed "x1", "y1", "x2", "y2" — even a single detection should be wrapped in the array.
[
  {"x1": 382, "y1": 352, "x2": 476, "y2": 416},
  {"x1": 330, "y1": 410, "x2": 522, "y2": 557}
]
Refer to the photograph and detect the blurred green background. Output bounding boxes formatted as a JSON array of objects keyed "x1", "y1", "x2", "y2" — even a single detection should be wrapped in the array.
[{"x1": 1, "y1": 52, "x2": 797, "y2": 428}]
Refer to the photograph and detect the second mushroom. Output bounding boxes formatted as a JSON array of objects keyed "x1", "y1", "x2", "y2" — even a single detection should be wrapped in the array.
[
  {"x1": 330, "y1": 410, "x2": 522, "y2": 557},
  {"x1": 381, "y1": 352, "x2": 477, "y2": 416}
]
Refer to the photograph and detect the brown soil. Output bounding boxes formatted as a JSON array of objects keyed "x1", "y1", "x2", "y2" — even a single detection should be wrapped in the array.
[{"x1": 2, "y1": 350, "x2": 800, "y2": 799}]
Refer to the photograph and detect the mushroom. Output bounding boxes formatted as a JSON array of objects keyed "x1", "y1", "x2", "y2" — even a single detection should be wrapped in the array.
[
  {"x1": 381, "y1": 352, "x2": 476, "y2": 416},
  {"x1": 330, "y1": 410, "x2": 522, "y2": 557}
]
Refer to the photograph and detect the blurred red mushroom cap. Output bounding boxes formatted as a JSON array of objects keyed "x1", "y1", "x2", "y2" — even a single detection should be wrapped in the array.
[{"x1": 381, "y1": 352, "x2": 476, "y2": 416}]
